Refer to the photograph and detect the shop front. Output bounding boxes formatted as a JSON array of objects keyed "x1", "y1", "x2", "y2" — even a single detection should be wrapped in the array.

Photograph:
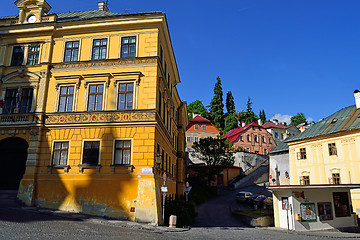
[{"x1": 270, "y1": 184, "x2": 360, "y2": 231}]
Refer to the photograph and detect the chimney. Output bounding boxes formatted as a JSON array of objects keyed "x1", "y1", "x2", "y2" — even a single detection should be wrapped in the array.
[
  {"x1": 241, "y1": 121, "x2": 245, "y2": 127},
  {"x1": 355, "y1": 89, "x2": 360, "y2": 109},
  {"x1": 258, "y1": 119, "x2": 262, "y2": 125},
  {"x1": 273, "y1": 119, "x2": 278, "y2": 125},
  {"x1": 98, "y1": 1, "x2": 109, "y2": 11}
]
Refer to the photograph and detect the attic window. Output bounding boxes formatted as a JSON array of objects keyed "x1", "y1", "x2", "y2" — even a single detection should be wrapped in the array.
[{"x1": 331, "y1": 118, "x2": 338, "y2": 124}]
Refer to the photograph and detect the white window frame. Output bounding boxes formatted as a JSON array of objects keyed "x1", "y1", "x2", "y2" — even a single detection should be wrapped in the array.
[
  {"x1": 54, "y1": 83, "x2": 78, "y2": 112},
  {"x1": 194, "y1": 124, "x2": 199, "y2": 130},
  {"x1": 50, "y1": 140, "x2": 70, "y2": 166},
  {"x1": 202, "y1": 125, "x2": 206, "y2": 131},
  {"x1": 83, "y1": 81, "x2": 108, "y2": 111},
  {"x1": 114, "y1": 78, "x2": 139, "y2": 110},
  {"x1": 112, "y1": 139, "x2": 133, "y2": 165},
  {"x1": 9, "y1": 43, "x2": 43, "y2": 66},
  {"x1": 81, "y1": 139, "x2": 102, "y2": 166},
  {"x1": 119, "y1": 34, "x2": 139, "y2": 58},
  {"x1": 1, "y1": 85, "x2": 37, "y2": 114},
  {"x1": 62, "y1": 39, "x2": 82, "y2": 62}
]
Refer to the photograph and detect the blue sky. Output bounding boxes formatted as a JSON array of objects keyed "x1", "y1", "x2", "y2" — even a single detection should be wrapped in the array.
[{"x1": 1, "y1": 0, "x2": 360, "y2": 123}]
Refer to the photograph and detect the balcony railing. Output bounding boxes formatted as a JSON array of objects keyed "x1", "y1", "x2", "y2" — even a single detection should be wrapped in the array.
[
  {"x1": 45, "y1": 109, "x2": 157, "y2": 125},
  {"x1": 0, "y1": 113, "x2": 37, "y2": 125}
]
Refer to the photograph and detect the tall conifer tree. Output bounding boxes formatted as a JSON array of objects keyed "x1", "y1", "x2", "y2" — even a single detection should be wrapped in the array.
[
  {"x1": 245, "y1": 97, "x2": 258, "y2": 124},
  {"x1": 209, "y1": 77, "x2": 224, "y2": 130}
]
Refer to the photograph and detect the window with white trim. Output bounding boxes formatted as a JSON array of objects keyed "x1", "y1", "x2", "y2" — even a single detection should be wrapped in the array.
[
  {"x1": 58, "y1": 86, "x2": 74, "y2": 112},
  {"x1": 87, "y1": 84, "x2": 103, "y2": 111},
  {"x1": 52, "y1": 142, "x2": 69, "y2": 165},
  {"x1": 117, "y1": 83, "x2": 133, "y2": 110},
  {"x1": 121, "y1": 36, "x2": 136, "y2": 58},
  {"x1": 3, "y1": 88, "x2": 33, "y2": 114},
  {"x1": 92, "y1": 39, "x2": 107, "y2": 60},
  {"x1": 82, "y1": 141, "x2": 100, "y2": 165},
  {"x1": 114, "y1": 140, "x2": 131, "y2": 165}
]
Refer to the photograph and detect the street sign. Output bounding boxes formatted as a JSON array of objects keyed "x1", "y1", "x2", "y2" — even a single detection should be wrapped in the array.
[
  {"x1": 269, "y1": 175, "x2": 272, "y2": 179},
  {"x1": 161, "y1": 185, "x2": 168, "y2": 192},
  {"x1": 183, "y1": 186, "x2": 192, "y2": 194}
]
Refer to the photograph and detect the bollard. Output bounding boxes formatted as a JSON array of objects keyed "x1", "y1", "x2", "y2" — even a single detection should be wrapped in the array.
[{"x1": 169, "y1": 215, "x2": 177, "y2": 228}]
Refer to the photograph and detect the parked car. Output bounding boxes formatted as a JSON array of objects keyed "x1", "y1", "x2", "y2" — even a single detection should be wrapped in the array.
[
  {"x1": 235, "y1": 191, "x2": 253, "y2": 203},
  {"x1": 246, "y1": 194, "x2": 261, "y2": 205},
  {"x1": 253, "y1": 195, "x2": 267, "y2": 208}
]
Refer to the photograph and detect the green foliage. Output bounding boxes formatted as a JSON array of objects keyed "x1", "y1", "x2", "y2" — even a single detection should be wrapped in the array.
[
  {"x1": 209, "y1": 77, "x2": 225, "y2": 130},
  {"x1": 187, "y1": 100, "x2": 208, "y2": 121},
  {"x1": 237, "y1": 111, "x2": 246, "y2": 125},
  {"x1": 187, "y1": 181, "x2": 218, "y2": 205},
  {"x1": 191, "y1": 137, "x2": 235, "y2": 186},
  {"x1": 226, "y1": 91, "x2": 236, "y2": 114},
  {"x1": 259, "y1": 110, "x2": 266, "y2": 124},
  {"x1": 224, "y1": 113, "x2": 239, "y2": 133},
  {"x1": 290, "y1": 113, "x2": 307, "y2": 126},
  {"x1": 165, "y1": 199, "x2": 197, "y2": 227},
  {"x1": 245, "y1": 97, "x2": 258, "y2": 124}
]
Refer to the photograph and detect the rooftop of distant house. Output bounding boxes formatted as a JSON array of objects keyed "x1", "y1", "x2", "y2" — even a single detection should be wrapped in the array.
[{"x1": 222, "y1": 122, "x2": 263, "y2": 142}]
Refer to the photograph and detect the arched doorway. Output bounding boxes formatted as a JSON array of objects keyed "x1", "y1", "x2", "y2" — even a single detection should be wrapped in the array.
[{"x1": 0, "y1": 137, "x2": 29, "y2": 190}]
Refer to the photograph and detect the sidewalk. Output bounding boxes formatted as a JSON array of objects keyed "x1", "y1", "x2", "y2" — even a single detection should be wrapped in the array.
[
  {"x1": 265, "y1": 227, "x2": 360, "y2": 239},
  {"x1": 3, "y1": 205, "x2": 190, "y2": 233}
]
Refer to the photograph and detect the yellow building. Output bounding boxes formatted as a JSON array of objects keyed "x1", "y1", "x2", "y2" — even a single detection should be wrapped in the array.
[
  {"x1": 0, "y1": 0, "x2": 188, "y2": 224},
  {"x1": 270, "y1": 91, "x2": 360, "y2": 231}
]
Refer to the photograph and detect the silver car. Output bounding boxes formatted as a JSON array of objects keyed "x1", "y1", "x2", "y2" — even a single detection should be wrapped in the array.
[{"x1": 236, "y1": 191, "x2": 253, "y2": 203}]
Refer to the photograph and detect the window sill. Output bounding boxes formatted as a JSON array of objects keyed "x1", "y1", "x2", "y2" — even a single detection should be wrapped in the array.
[
  {"x1": 47, "y1": 165, "x2": 70, "y2": 174},
  {"x1": 110, "y1": 164, "x2": 134, "y2": 174},
  {"x1": 78, "y1": 164, "x2": 101, "y2": 174}
]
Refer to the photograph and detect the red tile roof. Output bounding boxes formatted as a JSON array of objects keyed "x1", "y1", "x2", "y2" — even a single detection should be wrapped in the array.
[
  {"x1": 262, "y1": 121, "x2": 290, "y2": 129},
  {"x1": 190, "y1": 115, "x2": 211, "y2": 123},
  {"x1": 222, "y1": 122, "x2": 263, "y2": 142}
]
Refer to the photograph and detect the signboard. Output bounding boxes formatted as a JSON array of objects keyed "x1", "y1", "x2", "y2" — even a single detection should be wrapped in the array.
[
  {"x1": 300, "y1": 203, "x2": 317, "y2": 222},
  {"x1": 141, "y1": 168, "x2": 153, "y2": 174},
  {"x1": 183, "y1": 186, "x2": 192, "y2": 194},
  {"x1": 161, "y1": 185, "x2": 168, "y2": 193}
]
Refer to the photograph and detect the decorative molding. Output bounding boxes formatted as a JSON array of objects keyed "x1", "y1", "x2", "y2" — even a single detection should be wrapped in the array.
[
  {"x1": 45, "y1": 110, "x2": 156, "y2": 125},
  {"x1": 51, "y1": 57, "x2": 157, "y2": 72},
  {"x1": 1, "y1": 69, "x2": 41, "y2": 83}
]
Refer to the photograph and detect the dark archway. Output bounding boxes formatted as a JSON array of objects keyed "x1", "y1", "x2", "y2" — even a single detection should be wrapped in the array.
[{"x1": 0, "y1": 137, "x2": 29, "y2": 190}]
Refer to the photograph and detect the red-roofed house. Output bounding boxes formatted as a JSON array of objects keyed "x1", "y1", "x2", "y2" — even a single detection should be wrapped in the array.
[
  {"x1": 185, "y1": 115, "x2": 221, "y2": 149},
  {"x1": 222, "y1": 122, "x2": 276, "y2": 155},
  {"x1": 262, "y1": 120, "x2": 300, "y2": 145}
]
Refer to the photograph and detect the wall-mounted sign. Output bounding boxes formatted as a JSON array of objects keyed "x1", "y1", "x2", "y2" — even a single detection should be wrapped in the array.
[
  {"x1": 141, "y1": 168, "x2": 153, "y2": 174},
  {"x1": 300, "y1": 203, "x2": 316, "y2": 222}
]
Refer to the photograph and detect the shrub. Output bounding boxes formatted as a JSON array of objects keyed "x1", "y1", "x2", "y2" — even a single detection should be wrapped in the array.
[{"x1": 165, "y1": 199, "x2": 197, "y2": 227}]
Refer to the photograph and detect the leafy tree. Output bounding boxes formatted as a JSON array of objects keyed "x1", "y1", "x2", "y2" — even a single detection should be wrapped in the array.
[
  {"x1": 244, "y1": 97, "x2": 258, "y2": 124},
  {"x1": 191, "y1": 137, "x2": 235, "y2": 186},
  {"x1": 224, "y1": 113, "x2": 238, "y2": 133},
  {"x1": 226, "y1": 91, "x2": 236, "y2": 114},
  {"x1": 187, "y1": 100, "x2": 207, "y2": 121},
  {"x1": 209, "y1": 77, "x2": 225, "y2": 130},
  {"x1": 259, "y1": 110, "x2": 266, "y2": 124},
  {"x1": 237, "y1": 111, "x2": 246, "y2": 126},
  {"x1": 290, "y1": 113, "x2": 307, "y2": 126}
]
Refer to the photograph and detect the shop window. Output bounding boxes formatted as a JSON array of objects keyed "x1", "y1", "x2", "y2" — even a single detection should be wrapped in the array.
[
  {"x1": 64, "y1": 41, "x2": 79, "y2": 62},
  {"x1": 328, "y1": 143, "x2": 337, "y2": 156},
  {"x1": 114, "y1": 140, "x2": 131, "y2": 165},
  {"x1": 121, "y1": 36, "x2": 136, "y2": 58},
  {"x1": 52, "y1": 142, "x2": 69, "y2": 165},
  {"x1": 333, "y1": 192, "x2": 350, "y2": 217},
  {"x1": 317, "y1": 202, "x2": 333, "y2": 221},
  {"x1": 297, "y1": 148, "x2": 307, "y2": 160},
  {"x1": 82, "y1": 141, "x2": 100, "y2": 165},
  {"x1": 92, "y1": 38, "x2": 107, "y2": 60},
  {"x1": 87, "y1": 84, "x2": 103, "y2": 111},
  {"x1": 58, "y1": 86, "x2": 74, "y2": 112},
  {"x1": 27, "y1": 45, "x2": 40, "y2": 65},
  {"x1": 117, "y1": 83, "x2": 133, "y2": 110}
]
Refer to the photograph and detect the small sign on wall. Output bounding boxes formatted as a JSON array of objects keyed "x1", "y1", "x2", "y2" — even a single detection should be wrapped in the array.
[
  {"x1": 300, "y1": 203, "x2": 317, "y2": 222},
  {"x1": 141, "y1": 168, "x2": 153, "y2": 174}
]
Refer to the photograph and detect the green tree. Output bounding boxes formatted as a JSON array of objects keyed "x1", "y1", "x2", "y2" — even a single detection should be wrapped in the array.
[
  {"x1": 226, "y1": 91, "x2": 236, "y2": 114},
  {"x1": 224, "y1": 113, "x2": 238, "y2": 133},
  {"x1": 290, "y1": 113, "x2": 307, "y2": 126},
  {"x1": 209, "y1": 77, "x2": 224, "y2": 130},
  {"x1": 187, "y1": 100, "x2": 207, "y2": 121},
  {"x1": 191, "y1": 137, "x2": 235, "y2": 186},
  {"x1": 244, "y1": 97, "x2": 258, "y2": 124},
  {"x1": 237, "y1": 111, "x2": 246, "y2": 126},
  {"x1": 259, "y1": 110, "x2": 266, "y2": 124}
]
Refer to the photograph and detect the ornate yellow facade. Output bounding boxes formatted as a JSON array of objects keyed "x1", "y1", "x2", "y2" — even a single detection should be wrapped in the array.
[{"x1": 0, "y1": 0, "x2": 187, "y2": 224}]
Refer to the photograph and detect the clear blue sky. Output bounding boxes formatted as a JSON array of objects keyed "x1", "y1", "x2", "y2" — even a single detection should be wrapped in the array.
[{"x1": 2, "y1": 0, "x2": 360, "y2": 123}]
